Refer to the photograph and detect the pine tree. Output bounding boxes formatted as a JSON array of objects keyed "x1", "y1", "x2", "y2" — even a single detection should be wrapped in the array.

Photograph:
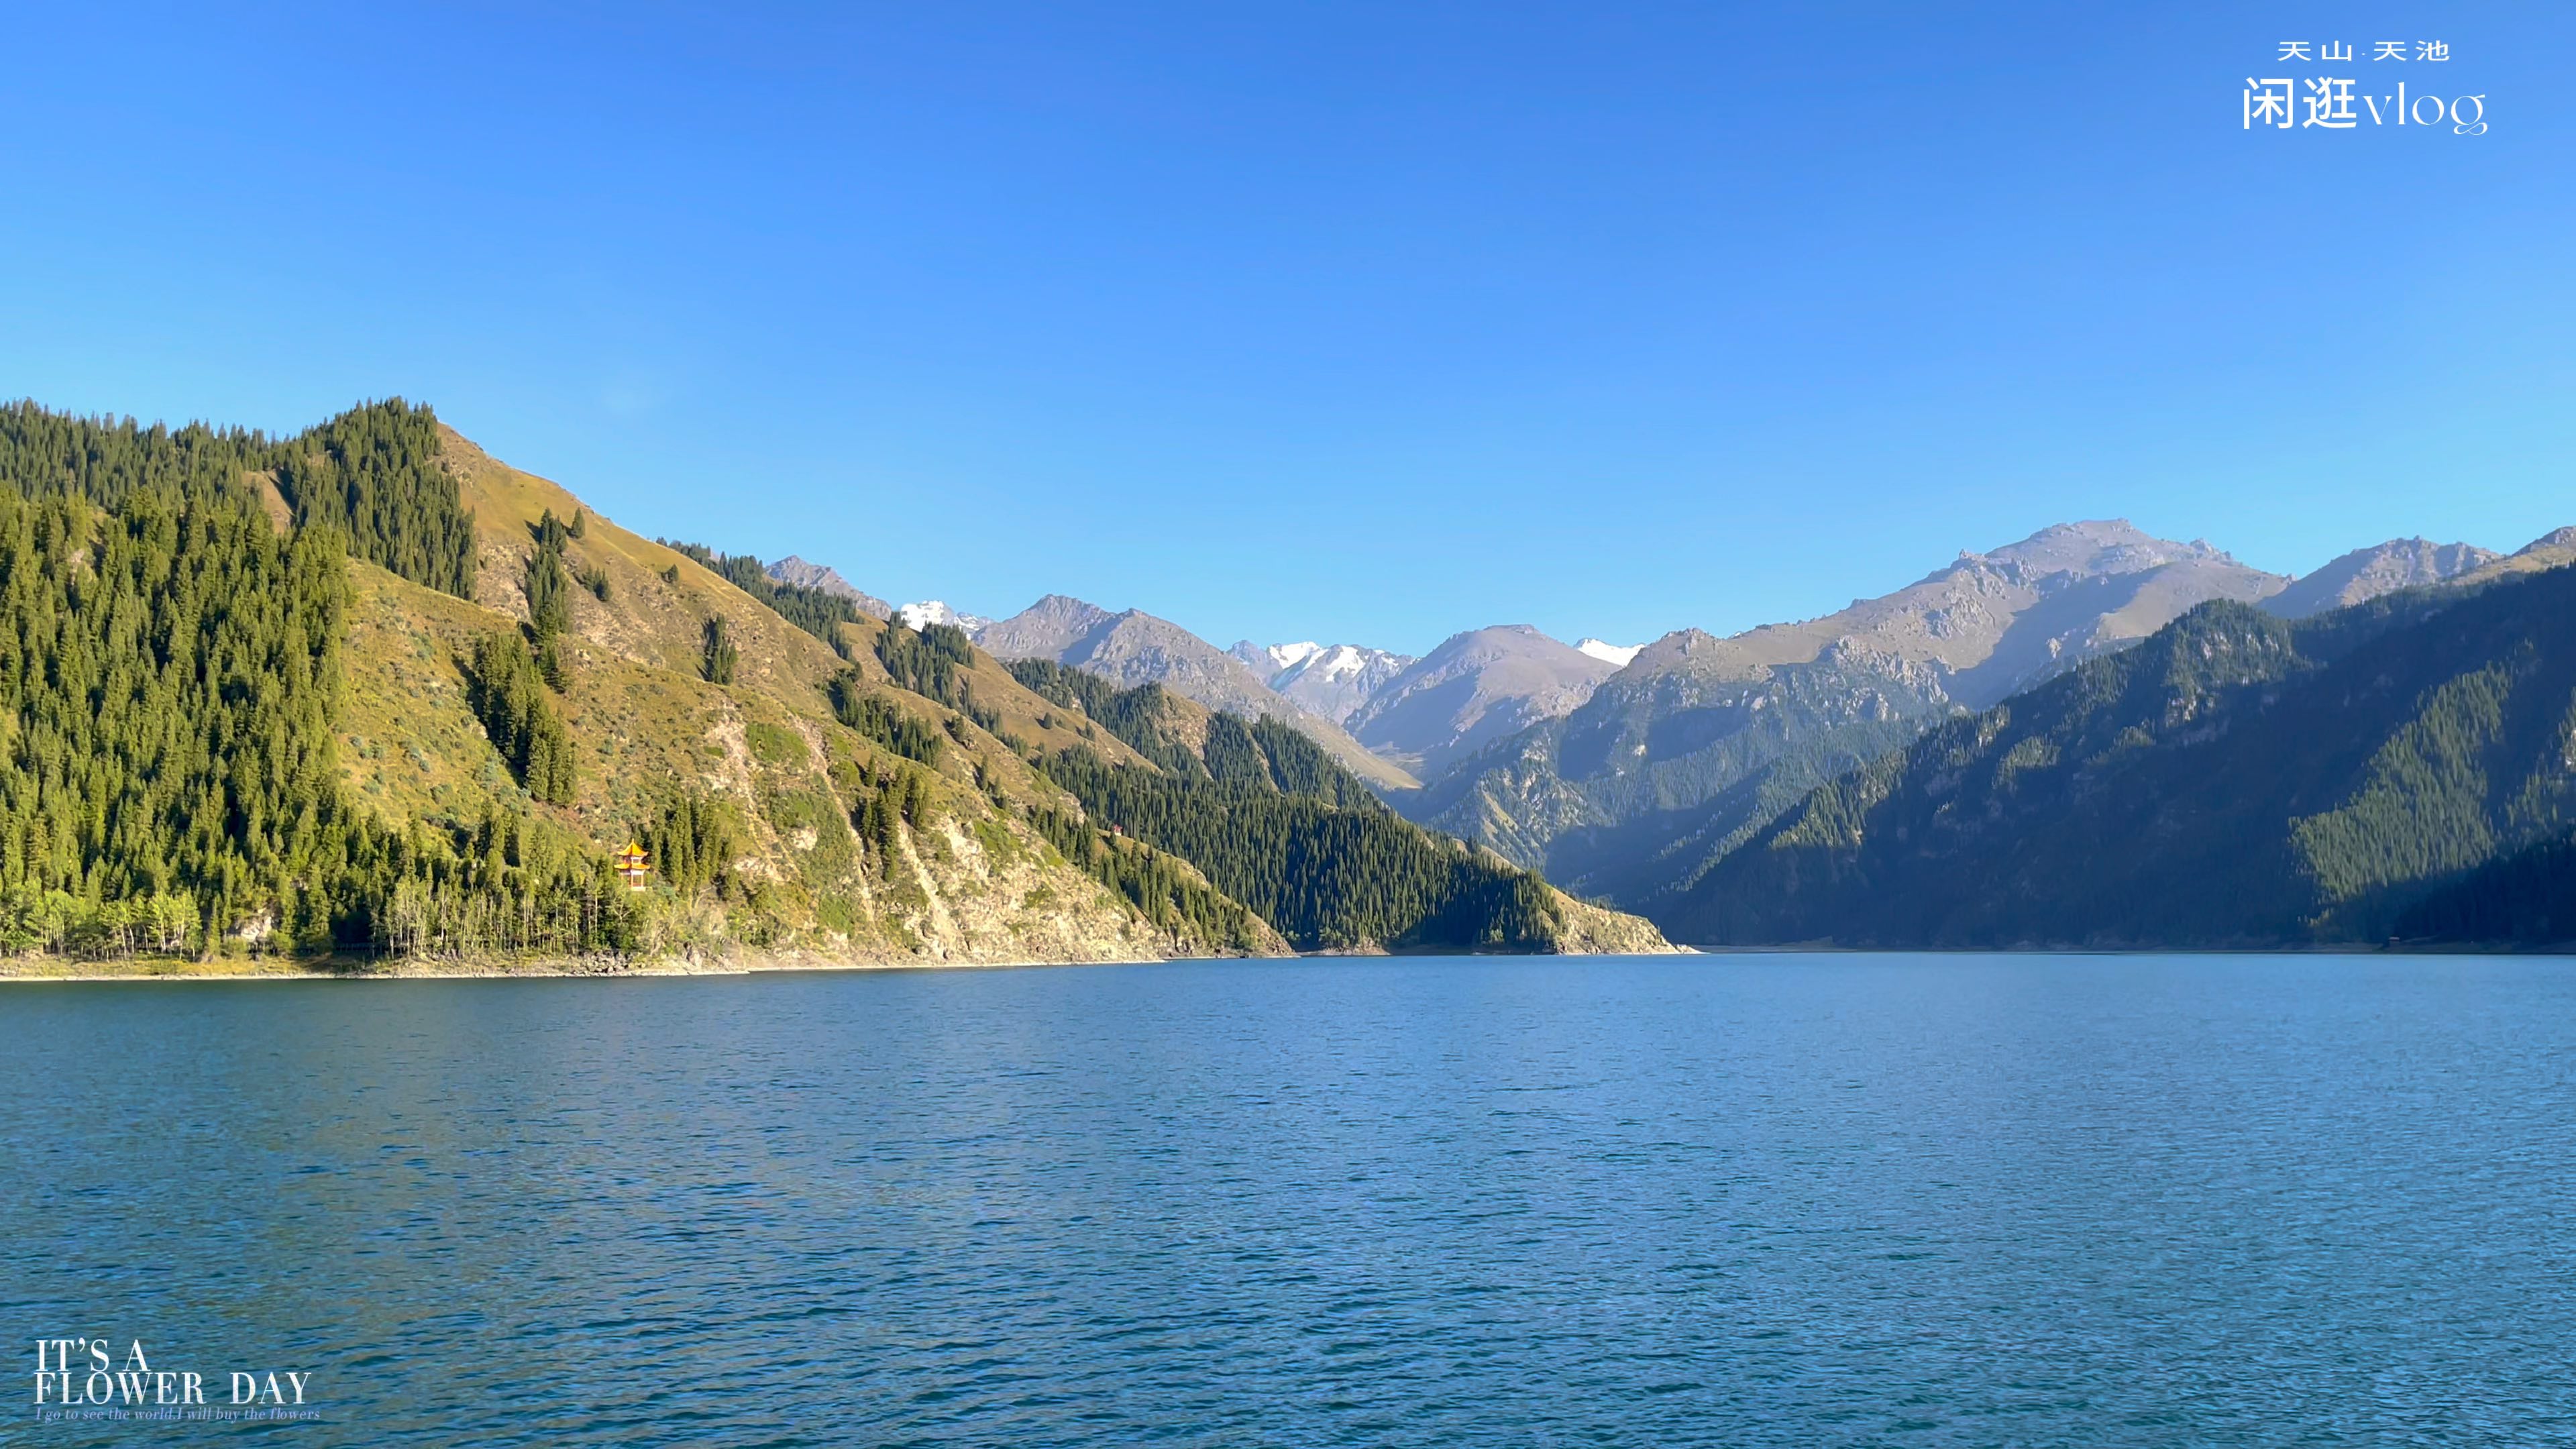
[
  {"x1": 526, "y1": 539, "x2": 572, "y2": 643},
  {"x1": 641, "y1": 792, "x2": 743, "y2": 897},
  {"x1": 467, "y1": 632, "x2": 577, "y2": 806},
  {"x1": 702, "y1": 616, "x2": 737, "y2": 685},
  {"x1": 273, "y1": 400, "x2": 478, "y2": 598},
  {"x1": 828, "y1": 671, "x2": 946, "y2": 765}
]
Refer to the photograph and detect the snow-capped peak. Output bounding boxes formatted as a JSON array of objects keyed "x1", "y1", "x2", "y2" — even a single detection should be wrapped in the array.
[
  {"x1": 1267, "y1": 641, "x2": 1324, "y2": 671},
  {"x1": 897, "y1": 600, "x2": 991, "y2": 634},
  {"x1": 1576, "y1": 638, "x2": 1642, "y2": 667},
  {"x1": 1307, "y1": 645, "x2": 1372, "y2": 679},
  {"x1": 1261, "y1": 641, "x2": 1409, "y2": 686},
  {"x1": 1243, "y1": 639, "x2": 1418, "y2": 724}
]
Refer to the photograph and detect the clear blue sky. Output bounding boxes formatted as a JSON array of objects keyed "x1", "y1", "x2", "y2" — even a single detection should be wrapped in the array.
[{"x1": 2, "y1": 3, "x2": 2567, "y2": 655}]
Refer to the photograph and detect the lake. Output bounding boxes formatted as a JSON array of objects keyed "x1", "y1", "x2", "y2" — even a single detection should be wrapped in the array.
[{"x1": 4, "y1": 954, "x2": 2571, "y2": 1445}]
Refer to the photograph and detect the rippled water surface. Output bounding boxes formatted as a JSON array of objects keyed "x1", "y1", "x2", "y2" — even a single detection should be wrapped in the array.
[{"x1": 5, "y1": 954, "x2": 2574, "y2": 1445}]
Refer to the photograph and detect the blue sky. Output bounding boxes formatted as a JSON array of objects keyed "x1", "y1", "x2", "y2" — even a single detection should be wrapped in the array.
[{"x1": 2, "y1": 3, "x2": 2568, "y2": 655}]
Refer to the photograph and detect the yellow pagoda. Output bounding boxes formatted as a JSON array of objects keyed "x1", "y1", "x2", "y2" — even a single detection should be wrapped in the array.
[{"x1": 614, "y1": 842, "x2": 651, "y2": 891}]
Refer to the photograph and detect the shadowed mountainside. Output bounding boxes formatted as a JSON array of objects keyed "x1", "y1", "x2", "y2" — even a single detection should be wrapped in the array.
[
  {"x1": 1403, "y1": 521, "x2": 2291, "y2": 910},
  {"x1": 1668, "y1": 559, "x2": 2576, "y2": 947}
]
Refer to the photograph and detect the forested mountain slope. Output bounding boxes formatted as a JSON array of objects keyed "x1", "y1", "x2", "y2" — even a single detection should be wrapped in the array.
[
  {"x1": 2394, "y1": 828, "x2": 2576, "y2": 946},
  {"x1": 1668, "y1": 563, "x2": 2576, "y2": 947},
  {"x1": 1, "y1": 402, "x2": 1286, "y2": 966},
  {"x1": 1007, "y1": 661, "x2": 1674, "y2": 953},
  {"x1": 0, "y1": 399, "x2": 1662, "y2": 968}
]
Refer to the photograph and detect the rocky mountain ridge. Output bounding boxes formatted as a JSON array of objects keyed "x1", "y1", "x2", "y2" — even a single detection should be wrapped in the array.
[
  {"x1": 975, "y1": 596, "x2": 1418, "y2": 791},
  {"x1": 765, "y1": 555, "x2": 894, "y2": 619},
  {"x1": 2261, "y1": 537, "x2": 2498, "y2": 619},
  {"x1": 1396, "y1": 521, "x2": 2300, "y2": 909},
  {"x1": 1347, "y1": 625, "x2": 1619, "y2": 780},
  {"x1": 1230, "y1": 640, "x2": 1417, "y2": 724}
]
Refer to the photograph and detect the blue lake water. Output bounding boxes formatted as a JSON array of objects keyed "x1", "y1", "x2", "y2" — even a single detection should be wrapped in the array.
[{"x1": 4, "y1": 954, "x2": 2573, "y2": 1446}]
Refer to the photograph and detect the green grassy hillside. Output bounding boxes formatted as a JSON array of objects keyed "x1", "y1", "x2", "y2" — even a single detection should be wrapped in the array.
[
  {"x1": 1, "y1": 400, "x2": 1669, "y2": 967},
  {"x1": 346, "y1": 423, "x2": 1291, "y2": 964}
]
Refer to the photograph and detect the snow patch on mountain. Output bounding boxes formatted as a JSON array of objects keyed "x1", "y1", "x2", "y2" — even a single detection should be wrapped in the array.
[
  {"x1": 1224, "y1": 639, "x2": 1417, "y2": 724},
  {"x1": 1303, "y1": 645, "x2": 1384, "y2": 679},
  {"x1": 1267, "y1": 641, "x2": 1324, "y2": 671},
  {"x1": 1576, "y1": 639, "x2": 1644, "y2": 667},
  {"x1": 896, "y1": 600, "x2": 993, "y2": 634}
]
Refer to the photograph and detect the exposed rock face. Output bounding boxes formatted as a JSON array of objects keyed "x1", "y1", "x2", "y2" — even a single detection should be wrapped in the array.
[
  {"x1": 766, "y1": 555, "x2": 894, "y2": 619},
  {"x1": 1546, "y1": 890, "x2": 1689, "y2": 955},
  {"x1": 2450, "y1": 525, "x2": 2576, "y2": 588},
  {"x1": 975, "y1": 593, "x2": 1118, "y2": 657},
  {"x1": 979, "y1": 596, "x2": 1419, "y2": 790},
  {"x1": 2264, "y1": 538, "x2": 2500, "y2": 619},
  {"x1": 1652, "y1": 521, "x2": 2288, "y2": 709},
  {"x1": 1347, "y1": 625, "x2": 1615, "y2": 779}
]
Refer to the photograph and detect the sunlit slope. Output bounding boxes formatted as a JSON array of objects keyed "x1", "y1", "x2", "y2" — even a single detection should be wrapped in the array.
[
  {"x1": 430, "y1": 430, "x2": 1665, "y2": 955},
  {"x1": 0, "y1": 398, "x2": 1659, "y2": 966},
  {"x1": 334, "y1": 428, "x2": 1280, "y2": 963}
]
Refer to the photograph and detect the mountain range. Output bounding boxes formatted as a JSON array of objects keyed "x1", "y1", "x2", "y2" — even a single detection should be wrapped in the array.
[
  {"x1": 1020, "y1": 524, "x2": 2418, "y2": 922},
  {"x1": 807, "y1": 521, "x2": 2536, "y2": 946},
  {"x1": 1673, "y1": 551, "x2": 2576, "y2": 947},
  {"x1": 1344, "y1": 626, "x2": 1617, "y2": 780},
  {"x1": 1396, "y1": 521, "x2": 2306, "y2": 901},
  {"x1": 30, "y1": 392, "x2": 2565, "y2": 962}
]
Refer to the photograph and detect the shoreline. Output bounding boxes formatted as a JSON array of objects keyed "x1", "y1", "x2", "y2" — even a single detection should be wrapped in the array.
[
  {"x1": 7, "y1": 943, "x2": 2566, "y2": 983},
  {"x1": 0, "y1": 951, "x2": 1173, "y2": 983},
  {"x1": 0, "y1": 941, "x2": 1718, "y2": 983}
]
